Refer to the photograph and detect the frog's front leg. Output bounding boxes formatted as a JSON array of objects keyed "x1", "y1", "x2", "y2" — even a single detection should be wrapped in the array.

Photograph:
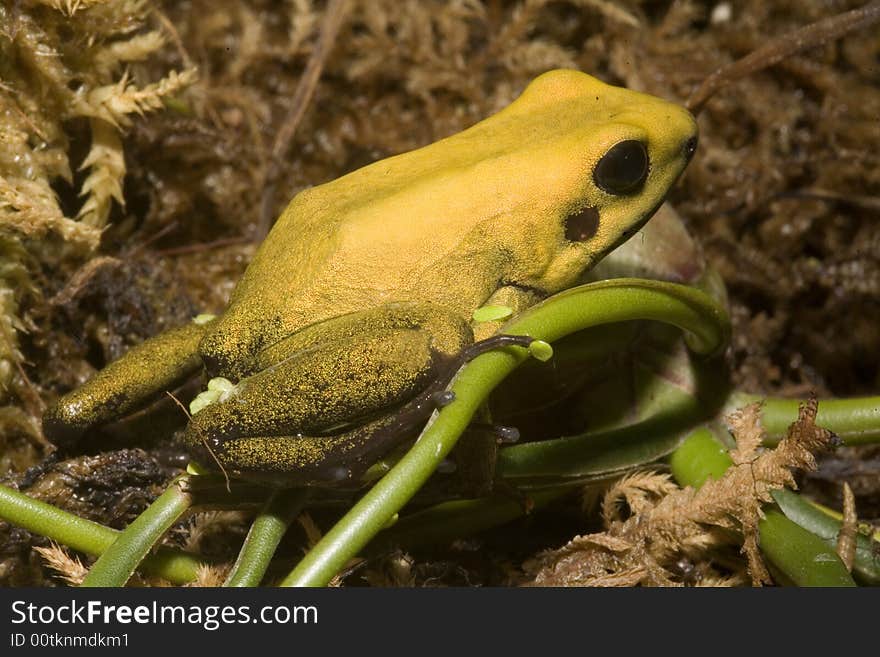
[
  {"x1": 471, "y1": 285, "x2": 542, "y2": 340},
  {"x1": 184, "y1": 304, "x2": 474, "y2": 485},
  {"x1": 43, "y1": 320, "x2": 214, "y2": 446}
]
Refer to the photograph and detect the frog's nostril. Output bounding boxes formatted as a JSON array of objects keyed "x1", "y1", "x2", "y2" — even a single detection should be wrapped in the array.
[{"x1": 683, "y1": 135, "x2": 698, "y2": 161}]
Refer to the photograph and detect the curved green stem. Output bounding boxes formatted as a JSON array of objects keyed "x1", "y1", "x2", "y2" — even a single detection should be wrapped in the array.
[
  {"x1": 0, "y1": 483, "x2": 202, "y2": 584},
  {"x1": 498, "y1": 407, "x2": 714, "y2": 487},
  {"x1": 225, "y1": 488, "x2": 309, "y2": 587},
  {"x1": 282, "y1": 279, "x2": 730, "y2": 586},
  {"x1": 370, "y1": 487, "x2": 573, "y2": 551},
  {"x1": 81, "y1": 476, "x2": 193, "y2": 587},
  {"x1": 726, "y1": 393, "x2": 880, "y2": 445},
  {"x1": 670, "y1": 428, "x2": 856, "y2": 587}
]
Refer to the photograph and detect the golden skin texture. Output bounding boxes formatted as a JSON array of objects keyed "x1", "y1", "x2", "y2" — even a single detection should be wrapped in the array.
[{"x1": 44, "y1": 70, "x2": 698, "y2": 486}]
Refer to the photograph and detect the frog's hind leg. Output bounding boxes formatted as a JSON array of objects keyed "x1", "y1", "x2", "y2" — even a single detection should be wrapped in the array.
[
  {"x1": 195, "y1": 388, "x2": 450, "y2": 486},
  {"x1": 188, "y1": 304, "x2": 474, "y2": 443},
  {"x1": 185, "y1": 323, "x2": 535, "y2": 486},
  {"x1": 43, "y1": 320, "x2": 212, "y2": 446},
  {"x1": 183, "y1": 321, "x2": 453, "y2": 473}
]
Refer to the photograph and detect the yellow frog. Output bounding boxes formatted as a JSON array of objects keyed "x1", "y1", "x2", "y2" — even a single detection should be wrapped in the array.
[{"x1": 43, "y1": 69, "x2": 698, "y2": 486}]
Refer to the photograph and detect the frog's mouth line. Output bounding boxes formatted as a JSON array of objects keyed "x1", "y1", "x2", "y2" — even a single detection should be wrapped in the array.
[
  {"x1": 610, "y1": 196, "x2": 667, "y2": 251},
  {"x1": 503, "y1": 280, "x2": 548, "y2": 299}
]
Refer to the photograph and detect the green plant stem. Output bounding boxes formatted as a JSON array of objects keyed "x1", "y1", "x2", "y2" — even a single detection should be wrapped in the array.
[
  {"x1": 0, "y1": 483, "x2": 202, "y2": 584},
  {"x1": 282, "y1": 279, "x2": 730, "y2": 586},
  {"x1": 225, "y1": 488, "x2": 309, "y2": 587},
  {"x1": 726, "y1": 393, "x2": 880, "y2": 445},
  {"x1": 498, "y1": 408, "x2": 711, "y2": 487},
  {"x1": 81, "y1": 476, "x2": 193, "y2": 587},
  {"x1": 669, "y1": 428, "x2": 856, "y2": 587},
  {"x1": 666, "y1": 426, "x2": 732, "y2": 485},
  {"x1": 758, "y1": 508, "x2": 856, "y2": 587},
  {"x1": 771, "y1": 489, "x2": 880, "y2": 585},
  {"x1": 370, "y1": 487, "x2": 573, "y2": 551}
]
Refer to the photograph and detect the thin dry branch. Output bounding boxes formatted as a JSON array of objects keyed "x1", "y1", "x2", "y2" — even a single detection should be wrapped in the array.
[
  {"x1": 687, "y1": 1, "x2": 880, "y2": 113},
  {"x1": 256, "y1": 0, "x2": 351, "y2": 238}
]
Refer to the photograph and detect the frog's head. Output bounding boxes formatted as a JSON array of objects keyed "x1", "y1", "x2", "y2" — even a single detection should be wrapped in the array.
[{"x1": 484, "y1": 69, "x2": 699, "y2": 295}]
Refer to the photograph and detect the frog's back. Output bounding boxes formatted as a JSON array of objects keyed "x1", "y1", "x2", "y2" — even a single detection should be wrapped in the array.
[{"x1": 203, "y1": 70, "x2": 696, "y2": 373}]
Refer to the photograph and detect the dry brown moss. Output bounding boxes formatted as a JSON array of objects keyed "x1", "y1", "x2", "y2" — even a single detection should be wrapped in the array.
[
  {"x1": 524, "y1": 400, "x2": 837, "y2": 587},
  {"x1": 1, "y1": 0, "x2": 198, "y2": 456},
  {"x1": 1, "y1": 0, "x2": 879, "y2": 585},
  {"x1": 1, "y1": 1, "x2": 196, "y2": 239}
]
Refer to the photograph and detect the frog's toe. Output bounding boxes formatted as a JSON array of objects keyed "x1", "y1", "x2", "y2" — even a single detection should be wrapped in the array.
[
  {"x1": 43, "y1": 394, "x2": 102, "y2": 446},
  {"x1": 213, "y1": 434, "x2": 364, "y2": 486},
  {"x1": 42, "y1": 322, "x2": 209, "y2": 448}
]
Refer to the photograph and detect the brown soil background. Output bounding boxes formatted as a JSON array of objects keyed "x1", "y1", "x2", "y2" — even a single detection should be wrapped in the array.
[{"x1": 1, "y1": 0, "x2": 879, "y2": 585}]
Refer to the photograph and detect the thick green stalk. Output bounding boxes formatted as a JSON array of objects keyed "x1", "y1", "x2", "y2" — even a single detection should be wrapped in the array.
[
  {"x1": 225, "y1": 488, "x2": 309, "y2": 587},
  {"x1": 726, "y1": 393, "x2": 880, "y2": 445},
  {"x1": 758, "y1": 508, "x2": 857, "y2": 587},
  {"x1": 0, "y1": 483, "x2": 202, "y2": 584},
  {"x1": 81, "y1": 476, "x2": 193, "y2": 587},
  {"x1": 771, "y1": 489, "x2": 880, "y2": 585}
]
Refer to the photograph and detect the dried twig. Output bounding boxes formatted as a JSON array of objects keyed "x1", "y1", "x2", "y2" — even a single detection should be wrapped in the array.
[
  {"x1": 687, "y1": 1, "x2": 880, "y2": 114},
  {"x1": 256, "y1": 0, "x2": 351, "y2": 239},
  {"x1": 836, "y1": 483, "x2": 857, "y2": 572}
]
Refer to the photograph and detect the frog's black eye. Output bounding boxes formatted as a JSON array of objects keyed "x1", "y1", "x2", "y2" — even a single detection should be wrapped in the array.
[{"x1": 593, "y1": 140, "x2": 649, "y2": 195}]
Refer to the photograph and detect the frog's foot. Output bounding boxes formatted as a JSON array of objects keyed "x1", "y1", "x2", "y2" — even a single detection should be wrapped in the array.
[
  {"x1": 191, "y1": 377, "x2": 512, "y2": 487},
  {"x1": 468, "y1": 422, "x2": 521, "y2": 444},
  {"x1": 302, "y1": 334, "x2": 538, "y2": 460},
  {"x1": 43, "y1": 321, "x2": 211, "y2": 447},
  {"x1": 457, "y1": 334, "x2": 537, "y2": 362},
  {"x1": 189, "y1": 391, "x2": 454, "y2": 487}
]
